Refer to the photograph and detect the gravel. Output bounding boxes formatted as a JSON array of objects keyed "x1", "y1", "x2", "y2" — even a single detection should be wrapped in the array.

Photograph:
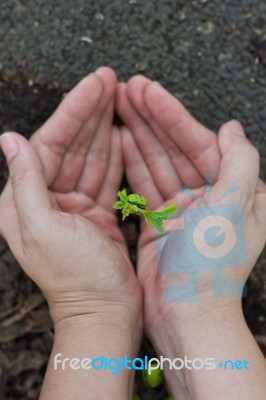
[{"x1": 0, "y1": 0, "x2": 265, "y2": 178}]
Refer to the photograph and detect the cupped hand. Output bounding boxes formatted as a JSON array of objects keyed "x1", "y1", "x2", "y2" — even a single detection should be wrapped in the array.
[
  {"x1": 116, "y1": 76, "x2": 266, "y2": 338},
  {"x1": 0, "y1": 68, "x2": 142, "y2": 330}
]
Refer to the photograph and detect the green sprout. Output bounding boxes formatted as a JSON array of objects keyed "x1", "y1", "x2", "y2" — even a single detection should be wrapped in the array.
[
  {"x1": 141, "y1": 361, "x2": 164, "y2": 388},
  {"x1": 113, "y1": 189, "x2": 177, "y2": 233},
  {"x1": 132, "y1": 395, "x2": 141, "y2": 400}
]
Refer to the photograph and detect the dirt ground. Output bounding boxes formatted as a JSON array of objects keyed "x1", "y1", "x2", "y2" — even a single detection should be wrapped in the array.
[{"x1": 0, "y1": 1, "x2": 266, "y2": 399}]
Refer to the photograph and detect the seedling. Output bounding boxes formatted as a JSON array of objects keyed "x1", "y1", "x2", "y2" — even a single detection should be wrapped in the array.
[
  {"x1": 132, "y1": 395, "x2": 141, "y2": 400},
  {"x1": 113, "y1": 189, "x2": 177, "y2": 232},
  {"x1": 142, "y1": 361, "x2": 164, "y2": 388}
]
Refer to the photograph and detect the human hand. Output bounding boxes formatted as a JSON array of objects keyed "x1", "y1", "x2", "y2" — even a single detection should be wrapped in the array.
[
  {"x1": 116, "y1": 75, "x2": 266, "y2": 344},
  {"x1": 0, "y1": 68, "x2": 142, "y2": 333}
]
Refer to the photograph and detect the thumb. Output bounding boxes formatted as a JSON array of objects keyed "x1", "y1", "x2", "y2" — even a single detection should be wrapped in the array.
[
  {"x1": 0, "y1": 132, "x2": 51, "y2": 231},
  {"x1": 217, "y1": 120, "x2": 260, "y2": 206}
]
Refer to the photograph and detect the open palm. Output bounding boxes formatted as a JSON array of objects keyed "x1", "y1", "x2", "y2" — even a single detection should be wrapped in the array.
[
  {"x1": 33, "y1": 67, "x2": 127, "y2": 246},
  {"x1": 0, "y1": 68, "x2": 142, "y2": 325},
  {"x1": 0, "y1": 68, "x2": 127, "y2": 250},
  {"x1": 116, "y1": 75, "x2": 266, "y2": 336}
]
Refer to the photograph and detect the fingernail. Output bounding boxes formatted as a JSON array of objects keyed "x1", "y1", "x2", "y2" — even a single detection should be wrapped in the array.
[
  {"x1": 152, "y1": 81, "x2": 162, "y2": 88},
  {"x1": 94, "y1": 67, "x2": 105, "y2": 77},
  {"x1": 0, "y1": 133, "x2": 19, "y2": 162},
  {"x1": 227, "y1": 120, "x2": 245, "y2": 137},
  {"x1": 85, "y1": 72, "x2": 94, "y2": 79}
]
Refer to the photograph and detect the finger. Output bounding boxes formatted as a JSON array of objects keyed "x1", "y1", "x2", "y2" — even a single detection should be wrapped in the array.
[
  {"x1": 254, "y1": 179, "x2": 266, "y2": 230},
  {"x1": 121, "y1": 126, "x2": 163, "y2": 209},
  {"x1": 0, "y1": 181, "x2": 21, "y2": 244},
  {"x1": 75, "y1": 82, "x2": 116, "y2": 198},
  {"x1": 134, "y1": 78, "x2": 221, "y2": 181},
  {"x1": 96, "y1": 127, "x2": 123, "y2": 210},
  {"x1": 255, "y1": 179, "x2": 266, "y2": 194},
  {"x1": 51, "y1": 67, "x2": 117, "y2": 193},
  {"x1": 0, "y1": 133, "x2": 51, "y2": 232},
  {"x1": 126, "y1": 76, "x2": 205, "y2": 188},
  {"x1": 116, "y1": 83, "x2": 181, "y2": 199},
  {"x1": 216, "y1": 120, "x2": 260, "y2": 210},
  {"x1": 30, "y1": 72, "x2": 104, "y2": 186}
]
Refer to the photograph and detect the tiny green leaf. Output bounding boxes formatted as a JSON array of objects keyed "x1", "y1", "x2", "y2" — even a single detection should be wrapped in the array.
[
  {"x1": 113, "y1": 191, "x2": 178, "y2": 232},
  {"x1": 142, "y1": 362, "x2": 163, "y2": 388},
  {"x1": 149, "y1": 213, "x2": 165, "y2": 232},
  {"x1": 162, "y1": 202, "x2": 178, "y2": 214},
  {"x1": 117, "y1": 189, "x2": 128, "y2": 202},
  {"x1": 132, "y1": 395, "x2": 141, "y2": 400},
  {"x1": 113, "y1": 201, "x2": 125, "y2": 209},
  {"x1": 142, "y1": 211, "x2": 153, "y2": 227}
]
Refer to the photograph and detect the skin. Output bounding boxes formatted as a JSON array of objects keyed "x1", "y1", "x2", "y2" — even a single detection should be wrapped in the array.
[
  {"x1": 0, "y1": 68, "x2": 265, "y2": 399},
  {"x1": 0, "y1": 68, "x2": 142, "y2": 400},
  {"x1": 116, "y1": 76, "x2": 266, "y2": 399}
]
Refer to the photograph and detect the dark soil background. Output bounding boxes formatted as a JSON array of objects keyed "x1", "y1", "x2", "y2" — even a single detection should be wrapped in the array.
[{"x1": 0, "y1": 1, "x2": 266, "y2": 399}]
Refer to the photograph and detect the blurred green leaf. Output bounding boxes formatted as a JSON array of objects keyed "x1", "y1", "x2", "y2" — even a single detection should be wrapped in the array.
[
  {"x1": 142, "y1": 362, "x2": 164, "y2": 388},
  {"x1": 117, "y1": 189, "x2": 128, "y2": 202},
  {"x1": 113, "y1": 201, "x2": 125, "y2": 209}
]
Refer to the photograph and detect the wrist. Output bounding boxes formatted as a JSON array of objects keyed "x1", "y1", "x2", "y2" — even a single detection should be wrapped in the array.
[
  {"x1": 53, "y1": 313, "x2": 143, "y2": 358},
  {"x1": 152, "y1": 302, "x2": 243, "y2": 349},
  {"x1": 147, "y1": 303, "x2": 249, "y2": 400},
  {"x1": 41, "y1": 308, "x2": 143, "y2": 400},
  {"x1": 46, "y1": 276, "x2": 142, "y2": 328},
  {"x1": 52, "y1": 301, "x2": 143, "y2": 351},
  {"x1": 147, "y1": 291, "x2": 243, "y2": 344}
]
